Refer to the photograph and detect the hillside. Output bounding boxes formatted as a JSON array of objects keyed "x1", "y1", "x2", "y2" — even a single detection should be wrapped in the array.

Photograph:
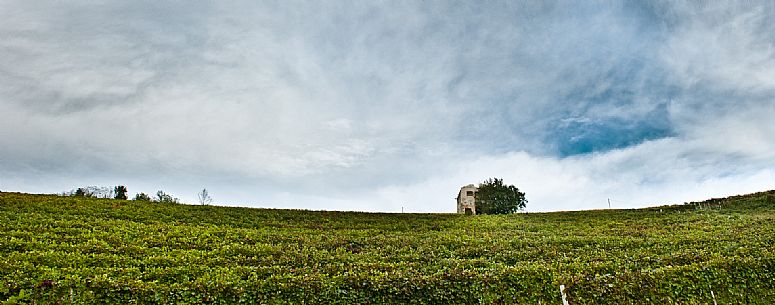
[{"x1": 1, "y1": 191, "x2": 774, "y2": 304}]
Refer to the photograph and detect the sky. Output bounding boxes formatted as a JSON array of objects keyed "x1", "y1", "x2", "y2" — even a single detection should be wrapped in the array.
[{"x1": 1, "y1": 1, "x2": 774, "y2": 212}]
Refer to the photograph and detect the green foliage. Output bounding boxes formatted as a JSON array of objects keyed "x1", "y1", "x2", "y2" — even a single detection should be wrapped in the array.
[
  {"x1": 134, "y1": 192, "x2": 151, "y2": 201},
  {"x1": 73, "y1": 187, "x2": 89, "y2": 197},
  {"x1": 155, "y1": 190, "x2": 179, "y2": 204},
  {"x1": 114, "y1": 185, "x2": 128, "y2": 200},
  {"x1": 1, "y1": 191, "x2": 774, "y2": 303},
  {"x1": 475, "y1": 178, "x2": 527, "y2": 214}
]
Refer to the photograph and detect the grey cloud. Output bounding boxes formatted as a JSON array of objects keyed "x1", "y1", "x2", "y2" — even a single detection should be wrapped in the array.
[
  {"x1": 0, "y1": 1, "x2": 210, "y2": 114},
  {"x1": 1, "y1": 1, "x2": 774, "y2": 211}
]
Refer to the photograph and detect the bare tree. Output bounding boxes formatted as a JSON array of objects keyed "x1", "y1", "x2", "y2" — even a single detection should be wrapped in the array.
[
  {"x1": 68, "y1": 186, "x2": 113, "y2": 198},
  {"x1": 198, "y1": 188, "x2": 213, "y2": 205}
]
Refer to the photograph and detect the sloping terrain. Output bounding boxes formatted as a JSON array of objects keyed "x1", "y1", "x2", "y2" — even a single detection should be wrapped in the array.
[{"x1": 1, "y1": 191, "x2": 774, "y2": 304}]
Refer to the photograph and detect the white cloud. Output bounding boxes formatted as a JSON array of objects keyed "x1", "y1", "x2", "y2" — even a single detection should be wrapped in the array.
[
  {"x1": 366, "y1": 138, "x2": 775, "y2": 213},
  {"x1": 660, "y1": 3, "x2": 775, "y2": 92}
]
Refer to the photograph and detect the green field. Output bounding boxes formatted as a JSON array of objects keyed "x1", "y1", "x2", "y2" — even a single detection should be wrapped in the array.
[{"x1": 1, "y1": 191, "x2": 774, "y2": 304}]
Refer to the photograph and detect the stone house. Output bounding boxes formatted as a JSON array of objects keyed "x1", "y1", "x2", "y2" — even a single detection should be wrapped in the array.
[{"x1": 456, "y1": 184, "x2": 478, "y2": 215}]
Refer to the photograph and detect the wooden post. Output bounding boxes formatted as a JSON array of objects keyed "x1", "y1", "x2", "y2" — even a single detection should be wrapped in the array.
[
  {"x1": 711, "y1": 288, "x2": 718, "y2": 305},
  {"x1": 560, "y1": 284, "x2": 569, "y2": 305}
]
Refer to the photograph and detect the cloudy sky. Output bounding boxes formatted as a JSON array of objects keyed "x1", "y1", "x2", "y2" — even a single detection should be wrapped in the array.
[{"x1": 1, "y1": 1, "x2": 774, "y2": 212}]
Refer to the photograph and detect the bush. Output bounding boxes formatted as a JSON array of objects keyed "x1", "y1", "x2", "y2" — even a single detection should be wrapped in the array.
[
  {"x1": 155, "y1": 191, "x2": 179, "y2": 204},
  {"x1": 114, "y1": 186, "x2": 128, "y2": 200},
  {"x1": 475, "y1": 178, "x2": 527, "y2": 214},
  {"x1": 133, "y1": 192, "x2": 151, "y2": 201}
]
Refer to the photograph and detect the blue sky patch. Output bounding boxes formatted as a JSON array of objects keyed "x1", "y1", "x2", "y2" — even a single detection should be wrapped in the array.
[{"x1": 551, "y1": 103, "x2": 674, "y2": 156}]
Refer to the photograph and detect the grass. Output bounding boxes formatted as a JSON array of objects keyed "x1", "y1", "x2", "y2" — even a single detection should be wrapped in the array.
[{"x1": 1, "y1": 191, "x2": 774, "y2": 304}]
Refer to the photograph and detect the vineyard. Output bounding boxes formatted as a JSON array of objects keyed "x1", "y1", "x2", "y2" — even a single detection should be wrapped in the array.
[{"x1": 1, "y1": 191, "x2": 774, "y2": 304}]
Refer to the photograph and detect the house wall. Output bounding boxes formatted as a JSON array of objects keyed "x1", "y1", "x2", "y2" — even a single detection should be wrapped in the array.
[{"x1": 457, "y1": 184, "x2": 477, "y2": 214}]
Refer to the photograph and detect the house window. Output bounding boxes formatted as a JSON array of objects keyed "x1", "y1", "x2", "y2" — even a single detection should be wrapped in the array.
[{"x1": 466, "y1": 191, "x2": 474, "y2": 196}]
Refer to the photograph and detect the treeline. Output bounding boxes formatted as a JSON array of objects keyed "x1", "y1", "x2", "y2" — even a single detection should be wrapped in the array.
[
  {"x1": 62, "y1": 186, "x2": 180, "y2": 204},
  {"x1": 61, "y1": 186, "x2": 215, "y2": 205}
]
